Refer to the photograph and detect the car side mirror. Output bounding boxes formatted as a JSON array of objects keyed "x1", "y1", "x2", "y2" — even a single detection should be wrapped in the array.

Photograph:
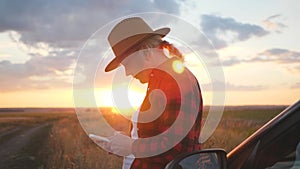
[{"x1": 165, "y1": 149, "x2": 227, "y2": 169}]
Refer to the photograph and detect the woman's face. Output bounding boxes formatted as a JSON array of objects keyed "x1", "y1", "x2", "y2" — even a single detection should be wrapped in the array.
[{"x1": 121, "y1": 48, "x2": 152, "y2": 83}]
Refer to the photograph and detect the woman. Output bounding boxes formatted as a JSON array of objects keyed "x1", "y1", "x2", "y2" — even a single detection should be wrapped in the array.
[{"x1": 97, "y1": 17, "x2": 203, "y2": 169}]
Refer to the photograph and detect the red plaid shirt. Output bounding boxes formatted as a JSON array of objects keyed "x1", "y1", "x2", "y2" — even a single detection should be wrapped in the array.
[{"x1": 130, "y1": 58, "x2": 203, "y2": 169}]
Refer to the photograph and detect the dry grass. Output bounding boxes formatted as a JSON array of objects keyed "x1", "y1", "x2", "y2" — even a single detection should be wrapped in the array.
[
  {"x1": 0, "y1": 111, "x2": 70, "y2": 133},
  {"x1": 0, "y1": 106, "x2": 286, "y2": 168},
  {"x1": 202, "y1": 119, "x2": 264, "y2": 151},
  {"x1": 202, "y1": 106, "x2": 286, "y2": 152},
  {"x1": 44, "y1": 114, "x2": 124, "y2": 169}
]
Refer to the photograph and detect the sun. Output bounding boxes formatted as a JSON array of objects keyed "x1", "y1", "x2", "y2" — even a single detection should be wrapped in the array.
[
  {"x1": 95, "y1": 85, "x2": 146, "y2": 116},
  {"x1": 110, "y1": 90, "x2": 144, "y2": 116}
]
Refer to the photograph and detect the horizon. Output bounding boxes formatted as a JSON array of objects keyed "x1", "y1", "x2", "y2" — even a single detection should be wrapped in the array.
[{"x1": 0, "y1": 104, "x2": 291, "y2": 109}]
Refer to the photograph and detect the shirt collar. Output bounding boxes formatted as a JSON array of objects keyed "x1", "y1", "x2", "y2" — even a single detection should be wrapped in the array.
[{"x1": 150, "y1": 57, "x2": 183, "y2": 79}]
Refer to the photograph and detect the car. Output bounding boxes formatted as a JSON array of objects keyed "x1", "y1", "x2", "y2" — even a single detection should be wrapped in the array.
[{"x1": 165, "y1": 100, "x2": 300, "y2": 169}]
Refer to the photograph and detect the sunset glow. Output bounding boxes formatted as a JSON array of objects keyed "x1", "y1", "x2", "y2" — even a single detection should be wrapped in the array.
[
  {"x1": 0, "y1": 0, "x2": 299, "y2": 108},
  {"x1": 95, "y1": 88, "x2": 145, "y2": 108}
]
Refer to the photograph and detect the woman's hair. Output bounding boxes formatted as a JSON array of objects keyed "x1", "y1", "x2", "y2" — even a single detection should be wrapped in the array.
[
  {"x1": 139, "y1": 35, "x2": 184, "y2": 61},
  {"x1": 159, "y1": 40, "x2": 183, "y2": 61}
]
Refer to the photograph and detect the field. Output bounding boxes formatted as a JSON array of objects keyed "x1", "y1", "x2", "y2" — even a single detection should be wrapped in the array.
[{"x1": 0, "y1": 106, "x2": 287, "y2": 169}]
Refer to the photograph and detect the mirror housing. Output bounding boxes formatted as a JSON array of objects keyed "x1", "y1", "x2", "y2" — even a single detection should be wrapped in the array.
[{"x1": 165, "y1": 149, "x2": 227, "y2": 169}]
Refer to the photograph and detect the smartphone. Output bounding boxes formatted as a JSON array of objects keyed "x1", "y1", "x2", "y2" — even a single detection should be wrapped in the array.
[{"x1": 89, "y1": 134, "x2": 110, "y2": 142}]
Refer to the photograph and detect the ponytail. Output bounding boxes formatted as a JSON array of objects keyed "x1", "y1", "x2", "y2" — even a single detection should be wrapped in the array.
[
  {"x1": 139, "y1": 36, "x2": 184, "y2": 61},
  {"x1": 159, "y1": 40, "x2": 184, "y2": 61}
]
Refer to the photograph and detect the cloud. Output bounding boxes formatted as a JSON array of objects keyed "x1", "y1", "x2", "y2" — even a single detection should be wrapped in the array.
[
  {"x1": 0, "y1": 0, "x2": 180, "y2": 47},
  {"x1": 290, "y1": 65, "x2": 300, "y2": 73},
  {"x1": 262, "y1": 14, "x2": 287, "y2": 33},
  {"x1": 219, "y1": 48, "x2": 300, "y2": 68},
  {"x1": 291, "y1": 82, "x2": 300, "y2": 89},
  {"x1": 220, "y1": 57, "x2": 241, "y2": 66},
  {"x1": 201, "y1": 81, "x2": 266, "y2": 91},
  {"x1": 225, "y1": 83, "x2": 267, "y2": 91},
  {"x1": 251, "y1": 48, "x2": 300, "y2": 63},
  {"x1": 200, "y1": 15, "x2": 269, "y2": 49},
  {"x1": 0, "y1": 0, "x2": 181, "y2": 91},
  {"x1": 0, "y1": 52, "x2": 75, "y2": 92}
]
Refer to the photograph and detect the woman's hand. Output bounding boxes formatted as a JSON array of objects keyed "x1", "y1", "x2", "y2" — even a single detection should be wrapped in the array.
[
  {"x1": 90, "y1": 135, "x2": 112, "y2": 152},
  {"x1": 109, "y1": 131, "x2": 135, "y2": 156}
]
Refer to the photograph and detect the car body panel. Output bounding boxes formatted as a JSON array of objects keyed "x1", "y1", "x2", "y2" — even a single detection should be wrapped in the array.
[
  {"x1": 165, "y1": 100, "x2": 300, "y2": 169},
  {"x1": 227, "y1": 100, "x2": 300, "y2": 169}
]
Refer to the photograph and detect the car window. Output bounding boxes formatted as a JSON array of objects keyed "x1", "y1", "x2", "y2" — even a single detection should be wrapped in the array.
[
  {"x1": 178, "y1": 152, "x2": 219, "y2": 168},
  {"x1": 266, "y1": 142, "x2": 300, "y2": 169},
  {"x1": 228, "y1": 102, "x2": 300, "y2": 169},
  {"x1": 255, "y1": 122, "x2": 300, "y2": 169}
]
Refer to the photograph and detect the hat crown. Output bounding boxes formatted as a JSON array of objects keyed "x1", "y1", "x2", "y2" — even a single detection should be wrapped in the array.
[
  {"x1": 108, "y1": 17, "x2": 154, "y2": 47},
  {"x1": 104, "y1": 17, "x2": 170, "y2": 72}
]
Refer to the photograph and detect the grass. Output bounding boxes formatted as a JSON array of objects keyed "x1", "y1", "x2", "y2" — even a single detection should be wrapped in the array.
[
  {"x1": 0, "y1": 106, "x2": 287, "y2": 168},
  {"x1": 201, "y1": 105, "x2": 286, "y2": 152},
  {"x1": 44, "y1": 113, "x2": 123, "y2": 169},
  {"x1": 0, "y1": 110, "x2": 70, "y2": 169},
  {"x1": 0, "y1": 111, "x2": 71, "y2": 129}
]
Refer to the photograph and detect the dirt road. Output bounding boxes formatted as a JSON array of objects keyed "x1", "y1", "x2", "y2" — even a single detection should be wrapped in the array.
[{"x1": 0, "y1": 123, "x2": 52, "y2": 169}]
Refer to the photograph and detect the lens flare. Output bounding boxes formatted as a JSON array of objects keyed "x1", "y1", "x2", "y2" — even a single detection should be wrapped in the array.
[{"x1": 172, "y1": 60, "x2": 184, "y2": 74}]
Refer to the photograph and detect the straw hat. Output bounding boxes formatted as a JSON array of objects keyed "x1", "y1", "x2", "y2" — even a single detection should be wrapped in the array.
[{"x1": 105, "y1": 17, "x2": 170, "y2": 72}]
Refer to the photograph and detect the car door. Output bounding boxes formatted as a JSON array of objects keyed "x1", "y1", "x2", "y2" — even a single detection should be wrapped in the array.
[{"x1": 228, "y1": 100, "x2": 300, "y2": 169}]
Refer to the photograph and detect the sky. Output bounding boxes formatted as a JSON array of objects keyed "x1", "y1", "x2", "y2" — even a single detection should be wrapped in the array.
[{"x1": 0, "y1": 0, "x2": 299, "y2": 108}]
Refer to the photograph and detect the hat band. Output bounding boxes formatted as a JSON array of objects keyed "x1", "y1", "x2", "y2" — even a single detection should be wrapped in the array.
[{"x1": 111, "y1": 33, "x2": 153, "y2": 58}]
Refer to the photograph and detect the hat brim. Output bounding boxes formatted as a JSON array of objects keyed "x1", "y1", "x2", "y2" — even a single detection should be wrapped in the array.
[{"x1": 104, "y1": 27, "x2": 170, "y2": 72}]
